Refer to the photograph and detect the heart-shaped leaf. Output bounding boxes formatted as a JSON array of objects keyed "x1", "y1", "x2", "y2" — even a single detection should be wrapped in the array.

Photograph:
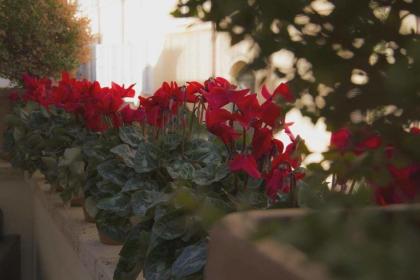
[
  {"x1": 96, "y1": 193, "x2": 131, "y2": 213},
  {"x1": 59, "y1": 147, "x2": 82, "y2": 166},
  {"x1": 111, "y1": 144, "x2": 136, "y2": 168},
  {"x1": 119, "y1": 125, "x2": 143, "y2": 147},
  {"x1": 133, "y1": 142, "x2": 159, "y2": 173},
  {"x1": 122, "y1": 178, "x2": 159, "y2": 192},
  {"x1": 161, "y1": 133, "x2": 183, "y2": 151},
  {"x1": 171, "y1": 241, "x2": 207, "y2": 279},
  {"x1": 97, "y1": 160, "x2": 127, "y2": 186},
  {"x1": 193, "y1": 163, "x2": 229, "y2": 186},
  {"x1": 152, "y1": 210, "x2": 187, "y2": 240},
  {"x1": 167, "y1": 160, "x2": 195, "y2": 180},
  {"x1": 131, "y1": 190, "x2": 168, "y2": 215}
]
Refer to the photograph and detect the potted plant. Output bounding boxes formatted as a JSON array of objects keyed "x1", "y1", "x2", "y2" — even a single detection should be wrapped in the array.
[
  {"x1": 3, "y1": 74, "x2": 142, "y2": 210},
  {"x1": 108, "y1": 78, "x2": 307, "y2": 279}
]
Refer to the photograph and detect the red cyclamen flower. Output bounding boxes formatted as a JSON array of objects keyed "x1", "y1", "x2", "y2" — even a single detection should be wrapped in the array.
[
  {"x1": 229, "y1": 154, "x2": 262, "y2": 179},
  {"x1": 330, "y1": 128, "x2": 351, "y2": 150}
]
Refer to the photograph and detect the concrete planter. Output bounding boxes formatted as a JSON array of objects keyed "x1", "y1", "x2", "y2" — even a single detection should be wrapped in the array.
[
  {"x1": 205, "y1": 209, "x2": 328, "y2": 280},
  {"x1": 205, "y1": 205, "x2": 420, "y2": 280}
]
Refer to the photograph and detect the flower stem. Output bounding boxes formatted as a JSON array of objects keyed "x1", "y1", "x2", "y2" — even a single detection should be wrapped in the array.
[{"x1": 242, "y1": 128, "x2": 247, "y2": 152}]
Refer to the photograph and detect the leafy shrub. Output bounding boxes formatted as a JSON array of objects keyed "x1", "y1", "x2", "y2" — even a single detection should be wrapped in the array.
[{"x1": 0, "y1": 0, "x2": 92, "y2": 83}]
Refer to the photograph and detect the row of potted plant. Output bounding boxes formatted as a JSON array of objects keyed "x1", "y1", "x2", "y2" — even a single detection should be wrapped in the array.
[
  {"x1": 4, "y1": 73, "x2": 308, "y2": 279},
  {"x1": 5, "y1": 72, "x2": 419, "y2": 279}
]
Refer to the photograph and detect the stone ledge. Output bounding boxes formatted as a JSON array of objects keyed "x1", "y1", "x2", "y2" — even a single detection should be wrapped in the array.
[{"x1": 24, "y1": 173, "x2": 140, "y2": 280}]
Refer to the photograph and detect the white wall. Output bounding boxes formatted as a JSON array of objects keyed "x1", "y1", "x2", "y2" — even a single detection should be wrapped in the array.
[
  {"x1": 0, "y1": 78, "x2": 11, "y2": 88},
  {"x1": 76, "y1": 0, "x2": 194, "y2": 93},
  {"x1": 75, "y1": 0, "x2": 329, "y2": 158}
]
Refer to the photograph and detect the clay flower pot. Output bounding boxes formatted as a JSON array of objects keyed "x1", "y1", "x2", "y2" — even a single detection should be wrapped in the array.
[
  {"x1": 70, "y1": 196, "x2": 84, "y2": 207},
  {"x1": 96, "y1": 225, "x2": 123, "y2": 246},
  {"x1": 82, "y1": 199, "x2": 96, "y2": 223}
]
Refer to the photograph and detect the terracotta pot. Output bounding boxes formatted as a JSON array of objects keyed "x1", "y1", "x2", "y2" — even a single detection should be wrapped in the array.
[
  {"x1": 70, "y1": 196, "x2": 83, "y2": 207},
  {"x1": 48, "y1": 182, "x2": 64, "y2": 193},
  {"x1": 82, "y1": 199, "x2": 96, "y2": 223},
  {"x1": 96, "y1": 226, "x2": 123, "y2": 246}
]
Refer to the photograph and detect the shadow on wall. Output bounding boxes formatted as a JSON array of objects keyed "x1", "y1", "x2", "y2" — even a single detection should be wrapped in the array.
[
  {"x1": 152, "y1": 46, "x2": 183, "y2": 89},
  {"x1": 142, "y1": 64, "x2": 153, "y2": 94}
]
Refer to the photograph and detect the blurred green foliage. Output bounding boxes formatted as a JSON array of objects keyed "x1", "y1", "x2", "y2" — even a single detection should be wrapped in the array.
[
  {"x1": 256, "y1": 207, "x2": 420, "y2": 280},
  {"x1": 173, "y1": 0, "x2": 420, "y2": 158},
  {"x1": 0, "y1": 0, "x2": 92, "y2": 84}
]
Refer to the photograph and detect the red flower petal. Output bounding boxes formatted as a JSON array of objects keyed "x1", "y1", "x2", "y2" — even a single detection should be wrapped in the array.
[
  {"x1": 331, "y1": 128, "x2": 351, "y2": 150},
  {"x1": 8, "y1": 92, "x2": 20, "y2": 102},
  {"x1": 206, "y1": 108, "x2": 234, "y2": 128},
  {"x1": 261, "y1": 85, "x2": 272, "y2": 100},
  {"x1": 207, "y1": 123, "x2": 240, "y2": 144},
  {"x1": 410, "y1": 127, "x2": 420, "y2": 135},
  {"x1": 265, "y1": 169, "x2": 290, "y2": 199},
  {"x1": 229, "y1": 154, "x2": 261, "y2": 179},
  {"x1": 274, "y1": 83, "x2": 294, "y2": 102},
  {"x1": 252, "y1": 127, "x2": 273, "y2": 159},
  {"x1": 260, "y1": 101, "x2": 281, "y2": 127}
]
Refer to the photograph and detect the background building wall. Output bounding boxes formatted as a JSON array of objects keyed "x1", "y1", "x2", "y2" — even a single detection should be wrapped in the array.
[{"x1": 75, "y1": 0, "x2": 255, "y2": 94}]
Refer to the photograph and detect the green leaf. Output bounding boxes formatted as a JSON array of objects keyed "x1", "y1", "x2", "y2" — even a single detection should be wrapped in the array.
[
  {"x1": 144, "y1": 240, "x2": 172, "y2": 280},
  {"x1": 60, "y1": 187, "x2": 74, "y2": 202},
  {"x1": 167, "y1": 160, "x2": 195, "y2": 180},
  {"x1": 131, "y1": 190, "x2": 168, "y2": 215},
  {"x1": 185, "y1": 139, "x2": 223, "y2": 165},
  {"x1": 236, "y1": 190, "x2": 268, "y2": 209},
  {"x1": 41, "y1": 156, "x2": 57, "y2": 170},
  {"x1": 161, "y1": 133, "x2": 183, "y2": 151},
  {"x1": 13, "y1": 127, "x2": 25, "y2": 142},
  {"x1": 4, "y1": 114, "x2": 22, "y2": 126},
  {"x1": 84, "y1": 196, "x2": 98, "y2": 218},
  {"x1": 122, "y1": 177, "x2": 159, "y2": 192},
  {"x1": 114, "y1": 225, "x2": 150, "y2": 280},
  {"x1": 193, "y1": 163, "x2": 229, "y2": 186},
  {"x1": 97, "y1": 160, "x2": 127, "y2": 186},
  {"x1": 111, "y1": 144, "x2": 136, "y2": 168},
  {"x1": 133, "y1": 142, "x2": 159, "y2": 173},
  {"x1": 144, "y1": 259, "x2": 171, "y2": 280},
  {"x1": 297, "y1": 180, "x2": 328, "y2": 209},
  {"x1": 197, "y1": 196, "x2": 232, "y2": 227},
  {"x1": 69, "y1": 161, "x2": 85, "y2": 176},
  {"x1": 95, "y1": 212, "x2": 130, "y2": 243},
  {"x1": 93, "y1": 180, "x2": 121, "y2": 197},
  {"x1": 26, "y1": 133, "x2": 43, "y2": 147},
  {"x1": 171, "y1": 241, "x2": 207, "y2": 279},
  {"x1": 152, "y1": 210, "x2": 187, "y2": 240},
  {"x1": 96, "y1": 193, "x2": 131, "y2": 213},
  {"x1": 59, "y1": 147, "x2": 82, "y2": 166},
  {"x1": 119, "y1": 125, "x2": 143, "y2": 147}
]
